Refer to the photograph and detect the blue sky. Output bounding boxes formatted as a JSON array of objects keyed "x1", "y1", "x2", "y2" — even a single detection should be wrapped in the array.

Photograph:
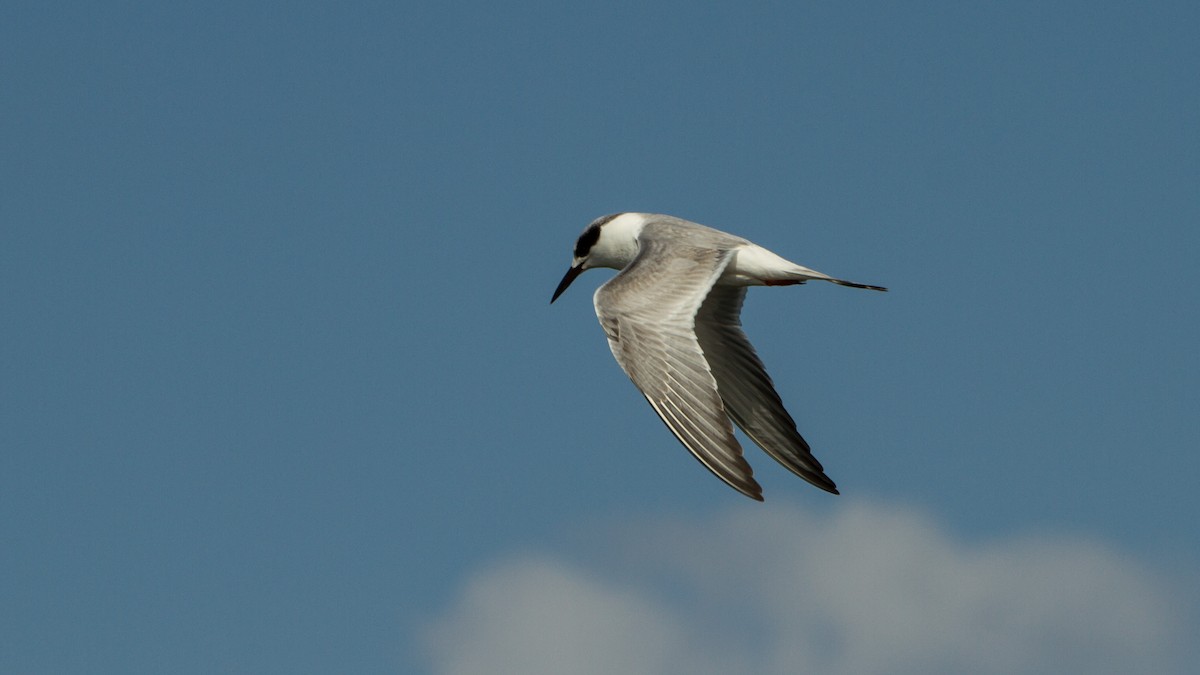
[{"x1": 2, "y1": 1, "x2": 1197, "y2": 673}]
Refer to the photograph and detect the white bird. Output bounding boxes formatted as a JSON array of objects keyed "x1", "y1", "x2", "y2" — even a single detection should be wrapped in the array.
[{"x1": 551, "y1": 213, "x2": 886, "y2": 500}]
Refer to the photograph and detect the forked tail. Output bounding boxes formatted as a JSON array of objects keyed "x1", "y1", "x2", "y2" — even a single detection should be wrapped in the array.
[{"x1": 828, "y1": 278, "x2": 888, "y2": 292}]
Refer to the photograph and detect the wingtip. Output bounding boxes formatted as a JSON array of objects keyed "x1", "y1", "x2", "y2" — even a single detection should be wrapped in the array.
[
  {"x1": 734, "y1": 482, "x2": 763, "y2": 499},
  {"x1": 734, "y1": 479, "x2": 765, "y2": 501},
  {"x1": 726, "y1": 474, "x2": 764, "y2": 501},
  {"x1": 801, "y1": 471, "x2": 840, "y2": 495},
  {"x1": 816, "y1": 476, "x2": 840, "y2": 495}
]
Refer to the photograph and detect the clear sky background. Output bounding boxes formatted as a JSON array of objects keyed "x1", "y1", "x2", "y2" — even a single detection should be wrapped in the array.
[{"x1": 3, "y1": 2, "x2": 1197, "y2": 673}]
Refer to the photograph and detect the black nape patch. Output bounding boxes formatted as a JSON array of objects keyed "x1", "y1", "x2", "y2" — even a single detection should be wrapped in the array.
[{"x1": 574, "y1": 213, "x2": 622, "y2": 258}]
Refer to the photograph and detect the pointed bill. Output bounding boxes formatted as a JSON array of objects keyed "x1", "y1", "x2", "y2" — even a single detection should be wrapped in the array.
[{"x1": 550, "y1": 265, "x2": 584, "y2": 303}]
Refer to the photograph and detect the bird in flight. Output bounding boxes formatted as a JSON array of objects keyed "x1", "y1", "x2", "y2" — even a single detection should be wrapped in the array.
[{"x1": 551, "y1": 213, "x2": 886, "y2": 500}]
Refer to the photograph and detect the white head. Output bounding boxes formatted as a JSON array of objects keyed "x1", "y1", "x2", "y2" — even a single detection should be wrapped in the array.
[{"x1": 550, "y1": 213, "x2": 647, "y2": 303}]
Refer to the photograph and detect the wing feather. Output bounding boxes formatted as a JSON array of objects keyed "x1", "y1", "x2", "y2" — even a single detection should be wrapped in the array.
[
  {"x1": 693, "y1": 285, "x2": 839, "y2": 494},
  {"x1": 594, "y1": 238, "x2": 763, "y2": 500}
]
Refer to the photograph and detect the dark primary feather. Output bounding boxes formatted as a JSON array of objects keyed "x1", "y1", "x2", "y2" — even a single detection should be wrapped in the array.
[{"x1": 694, "y1": 286, "x2": 839, "y2": 494}]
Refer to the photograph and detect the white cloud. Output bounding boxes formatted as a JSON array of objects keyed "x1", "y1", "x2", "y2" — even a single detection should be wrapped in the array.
[{"x1": 421, "y1": 500, "x2": 1193, "y2": 675}]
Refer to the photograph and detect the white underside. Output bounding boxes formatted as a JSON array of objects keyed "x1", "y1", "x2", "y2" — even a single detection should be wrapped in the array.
[{"x1": 718, "y1": 244, "x2": 832, "y2": 286}]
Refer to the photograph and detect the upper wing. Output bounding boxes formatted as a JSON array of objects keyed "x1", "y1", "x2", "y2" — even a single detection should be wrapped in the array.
[
  {"x1": 693, "y1": 285, "x2": 839, "y2": 494},
  {"x1": 594, "y1": 238, "x2": 763, "y2": 500}
]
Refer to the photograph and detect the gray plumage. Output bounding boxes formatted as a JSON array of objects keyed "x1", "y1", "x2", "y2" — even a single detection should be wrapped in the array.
[{"x1": 553, "y1": 212, "x2": 886, "y2": 500}]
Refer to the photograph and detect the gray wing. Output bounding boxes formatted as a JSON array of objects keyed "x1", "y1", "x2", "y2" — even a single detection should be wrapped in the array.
[
  {"x1": 693, "y1": 285, "x2": 839, "y2": 494},
  {"x1": 594, "y1": 238, "x2": 763, "y2": 500}
]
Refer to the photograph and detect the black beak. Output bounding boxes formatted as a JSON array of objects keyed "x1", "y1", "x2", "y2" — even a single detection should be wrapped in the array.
[{"x1": 550, "y1": 265, "x2": 584, "y2": 304}]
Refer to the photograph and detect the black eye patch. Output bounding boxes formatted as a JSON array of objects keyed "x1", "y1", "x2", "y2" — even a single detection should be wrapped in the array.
[
  {"x1": 573, "y1": 213, "x2": 623, "y2": 258},
  {"x1": 573, "y1": 225, "x2": 601, "y2": 258}
]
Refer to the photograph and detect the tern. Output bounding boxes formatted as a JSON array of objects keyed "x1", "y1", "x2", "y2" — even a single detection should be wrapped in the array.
[{"x1": 551, "y1": 213, "x2": 886, "y2": 500}]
